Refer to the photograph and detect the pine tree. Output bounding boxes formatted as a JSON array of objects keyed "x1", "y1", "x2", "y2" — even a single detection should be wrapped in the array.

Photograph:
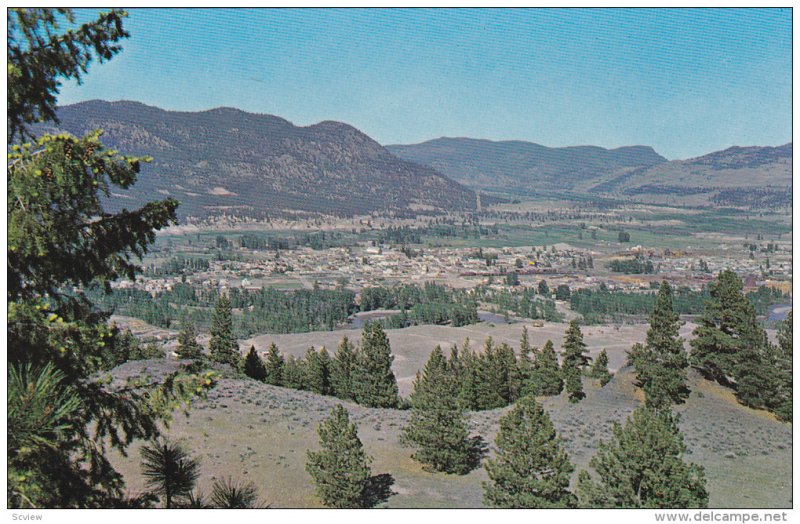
[
  {"x1": 483, "y1": 396, "x2": 576, "y2": 508},
  {"x1": 264, "y1": 342, "x2": 284, "y2": 386},
  {"x1": 7, "y1": 8, "x2": 196, "y2": 508},
  {"x1": 209, "y1": 477, "x2": 260, "y2": 509},
  {"x1": 306, "y1": 405, "x2": 372, "y2": 508},
  {"x1": 283, "y1": 355, "x2": 307, "y2": 390},
  {"x1": 627, "y1": 281, "x2": 689, "y2": 409},
  {"x1": 140, "y1": 439, "x2": 200, "y2": 509},
  {"x1": 474, "y1": 338, "x2": 507, "y2": 410},
  {"x1": 306, "y1": 346, "x2": 332, "y2": 396},
  {"x1": 577, "y1": 407, "x2": 708, "y2": 508},
  {"x1": 518, "y1": 326, "x2": 534, "y2": 380},
  {"x1": 243, "y1": 346, "x2": 267, "y2": 382},
  {"x1": 351, "y1": 323, "x2": 399, "y2": 408},
  {"x1": 175, "y1": 315, "x2": 202, "y2": 360},
  {"x1": 561, "y1": 321, "x2": 590, "y2": 403},
  {"x1": 589, "y1": 349, "x2": 613, "y2": 387},
  {"x1": 529, "y1": 340, "x2": 563, "y2": 396},
  {"x1": 771, "y1": 311, "x2": 792, "y2": 421},
  {"x1": 209, "y1": 295, "x2": 240, "y2": 368},
  {"x1": 690, "y1": 270, "x2": 775, "y2": 410},
  {"x1": 403, "y1": 346, "x2": 474, "y2": 474},
  {"x1": 457, "y1": 339, "x2": 482, "y2": 410},
  {"x1": 330, "y1": 337, "x2": 356, "y2": 400}
]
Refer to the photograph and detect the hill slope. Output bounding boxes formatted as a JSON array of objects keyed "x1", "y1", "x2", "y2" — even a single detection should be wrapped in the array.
[
  {"x1": 589, "y1": 143, "x2": 792, "y2": 208},
  {"x1": 387, "y1": 137, "x2": 667, "y2": 196},
  {"x1": 389, "y1": 138, "x2": 791, "y2": 209},
  {"x1": 47, "y1": 101, "x2": 477, "y2": 219}
]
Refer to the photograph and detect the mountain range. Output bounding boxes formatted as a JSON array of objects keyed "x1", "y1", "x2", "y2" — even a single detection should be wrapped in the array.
[
  {"x1": 388, "y1": 138, "x2": 791, "y2": 208},
  {"x1": 47, "y1": 100, "x2": 791, "y2": 218},
  {"x1": 46, "y1": 101, "x2": 478, "y2": 219}
]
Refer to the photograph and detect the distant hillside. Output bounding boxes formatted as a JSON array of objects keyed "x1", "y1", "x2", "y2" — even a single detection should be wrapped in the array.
[
  {"x1": 46, "y1": 101, "x2": 477, "y2": 219},
  {"x1": 387, "y1": 137, "x2": 667, "y2": 196},
  {"x1": 388, "y1": 138, "x2": 791, "y2": 209},
  {"x1": 589, "y1": 143, "x2": 792, "y2": 208}
]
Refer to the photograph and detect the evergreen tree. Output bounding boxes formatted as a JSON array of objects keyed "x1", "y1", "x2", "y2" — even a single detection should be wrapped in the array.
[
  {"x1": 209, "y1": 295, "x2": 240, "y2": 368},
  {"x1": 306, "y1": 405, "x2": 372, "y2": 508},
  {"x1": 243, "y1": 346, "x2": 267, "y2": 382},
  {"x1": 690, "y1": 270, "x2": 775, "y2": 410},
  {"x1": 306, "y1": 346, "x2": 332, "y2": 395},
  {"x1": 140, "y1": 439, "x2": 200, "y2": 509},
  {"x1": 6, "y1": 8, "x2": 216, "y2": 508},
  {"x1": 330, "y1": 337, "x2": 356, "y2": 400},
  {"x1": 175, "y1": 315, "x2": 202, "y2": 360},
  {"x1": 403, "y1": 346, "x2": 474, "y2": 474},
  {"x1": 561, "y1": 321, "x2": 590, "y2": 403},
  {"x1": 209, "y1": 477, "x2": 260, "y2": 509},
  {"x1": 499, "y1": 342, "x2": 522, "y2": 403},
  {"x1": 577, "y1": 407, "x2": 708, "y2": 508},
  {"x1": 483, "y1": 396, "x2": 576, "y2": 508},
  {"x1": 538, "y1": 280, "x2": 550, "y2": 296},
  {"x1": 589, "y1": 349, "x2": 613, "y2": 387},
  {"x1": 457, "y1": 339, "x2": 482, "y2": 411},
  {"x1": 771, "y1": 311, "x2": 792, "y2": 421},
  {"x1": 283, "y1": 355, "x2": 307, "y2": 390},
  {"x1": 627, "y1": 281, "x2": 689, "y2": 409},
  {"x1": 518, "y1": 326, "x2": 534, "y2": 376},
  {"x1": 264, "y1": 342, "x2": 284, "y2": 386},
  {"x1": 529, "y1": 340, "x2": 563, "y2": 396},
  {"x1": 351, "y1": 323, "x2": 399, "y2": 408},
  {"x1": 475, "y1": 338, "x2": 508, "y2": 409}
]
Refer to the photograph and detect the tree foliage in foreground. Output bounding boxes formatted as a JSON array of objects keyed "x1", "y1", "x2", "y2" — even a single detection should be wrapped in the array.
[
  {"x1": 577, "y1": 407, "x2": 708, "y2": 508},
  {"x1": 483, "y1": 396, "x2": 576, "y2": 508},
  {"x1": 140, "y1": 439, "x2": 200, "y2": 509},
  {"x1": 306, "y1": 405, "x2": 373, "y2": 508},
  {"x1": 402, "y1": 347, "x2": 476, "y2": 474},
  {"x1": 7, "y1": 8, "x2": 218, "y2": 508}
]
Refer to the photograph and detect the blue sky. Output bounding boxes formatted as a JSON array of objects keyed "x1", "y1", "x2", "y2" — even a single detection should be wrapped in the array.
[{"x1": 59, "y1": 8, "x2": 791, "y2": 160}]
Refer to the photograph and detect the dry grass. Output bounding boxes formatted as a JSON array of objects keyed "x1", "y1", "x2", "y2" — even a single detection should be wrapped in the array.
[{"x1": 109, "y1": 356, "x2": 791, "y2": 508}]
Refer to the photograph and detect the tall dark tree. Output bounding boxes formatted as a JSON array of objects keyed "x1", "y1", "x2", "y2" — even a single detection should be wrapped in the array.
[
  {"x1": 589, "y1": 349, "x2": 613, "y2": 387},
  {"x1": 690, "y1": 270, "x2": 776, "y2": 410},
  {"x1": 483, "y1": 396, "x2": 576, "y2": 508},
  {"x1": 351, "y1": 323, "x2": 399, "y2": 408},
  {"x1": 771, "y1": 311, "x2": 792, "y2": 421},
  {"x1": 209, "y1": 294, "x2": 240, "y2": 368},
  {"x1": 306, "y1": 405, "x2": 373, "y2": 508},
  {"x1": 330, "y1": 336, "x2": 356, "y2": 400},
  {"x1": 175, "y1": 315, "x2": 202, "y2": 360},
  {"x1": 561, "y1": 321, "x2": 590, "y2": 403},
  {"x1": 6, "y1": 8, "x2": 215, "y2": 508},
  {"x1": 529, "y1": 340, "x2": 563, "y2": 396},
  {"x1": 627, "y1": 281, "x2": 689, "y2": 409},
  {"x1": 577, "y1": 407, "x2": 708, "y2": 508},
  {"x1": 306, "y1": 346, "x2": 332, "y2": 396},
  {"x1": 283, "y1": 355, "x2": 307, "y2": 390},
  {"x1": 264, "y1": 342, "x2": 285, "y2": 386},
  {"x1": 457, "y1": 340, "x2": 483, "y2": 410},
  {"x1": 475, "y1": 338, "x2": 508, "y2": 410},
  {"x1": 402, "y1": 347, "x2": 474, "y2": 474},
  {"x1": 140, "y1": 439, "x2": 200, "y2": 509},
  {"x1": 243, "y1": 346, "x2": 267, "y2": 382}
]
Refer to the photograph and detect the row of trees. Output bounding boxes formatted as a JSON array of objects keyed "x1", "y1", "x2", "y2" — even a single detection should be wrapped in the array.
[
  {"x1": 241, "y1": 323, "x2": 400, "y2": 408},
  {"x1": 306, "y1": 394, "x2": 707, "y2": 509}
]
